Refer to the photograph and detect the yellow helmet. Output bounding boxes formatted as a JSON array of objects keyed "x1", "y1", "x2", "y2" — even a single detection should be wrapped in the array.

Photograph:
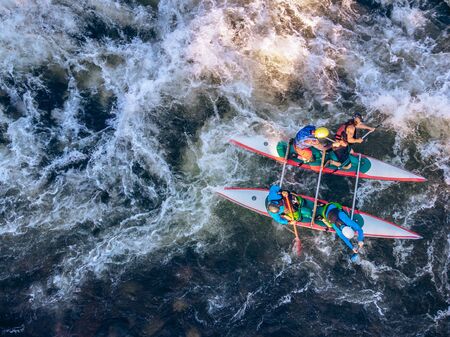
[{"x1": 314, "y1": 127, "x2": 329, "y2": 139}]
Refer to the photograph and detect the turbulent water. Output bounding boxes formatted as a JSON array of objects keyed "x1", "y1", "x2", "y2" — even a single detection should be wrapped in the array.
[{"x1": 0, "y1": 0, "x2": 449, "y2": 336}]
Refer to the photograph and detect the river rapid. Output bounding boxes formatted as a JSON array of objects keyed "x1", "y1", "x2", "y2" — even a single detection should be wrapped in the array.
[{"x1": 0, "y1": 0, "x2": 449, "y2": 336}]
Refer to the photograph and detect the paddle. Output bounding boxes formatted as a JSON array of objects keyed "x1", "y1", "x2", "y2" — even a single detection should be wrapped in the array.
[
  {"x1": 279, "y1": 139, "x2": 302, "y2": 256},
  {"x1": 279, "y1": 139, "x2": 293, "y2": 187},
  {"x1": 362, "y1": 123, "x2": 381, "y2": 140},
  {"x1": 351, "y1": 244, "x2": 364, "y2": 262},
  {"x1": 350, "y1": 153, "x2": 362, "y2": 219},
  {"x1": 284, "y1": 193, "x2": 302, "y2": 255},
  {"x1": 310, "y1": 149, "x2": 327, "y2": 227}
]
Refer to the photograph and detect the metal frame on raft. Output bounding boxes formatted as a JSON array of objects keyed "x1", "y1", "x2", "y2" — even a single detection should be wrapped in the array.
[
  {"x1": 310, "y1": 149, "x2": 326, "y2": 227},
  {"x1": 351, "y1": 153, "x2": 362, "y2": 220},
  {"x1": 310, "y1": 145, "x2": 362, "y2": 224},
  {"x1": 281, "y1": 141, "x2": 363, "y2": 228},
  {"x1": 307, "y1": 127, "x2": 371, "y2": 224}
]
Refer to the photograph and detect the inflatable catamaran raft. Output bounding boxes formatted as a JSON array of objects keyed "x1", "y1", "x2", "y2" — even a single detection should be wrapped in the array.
[
  {"x1": 221, "y1": 130, "x2": 424, "y2": 244},
  {"x1": 216, "y1": 187, "x2": 421, "y2": 240},
  {"x1": 230, "y1": 135, "x2": 426, "y2": 182}
]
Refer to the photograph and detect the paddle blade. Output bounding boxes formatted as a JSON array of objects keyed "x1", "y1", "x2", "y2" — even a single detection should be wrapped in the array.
[
  {"x1": 350, "y1": 253, "x2": 359, "y2": 262},
  {"x1": 292, "y1": 238, "x2": 302, "y2": 256}
]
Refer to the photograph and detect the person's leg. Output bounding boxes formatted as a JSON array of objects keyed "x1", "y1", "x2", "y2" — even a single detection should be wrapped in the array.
[
  {"x1": 342, "y1": 162, "x2": 352, "y2": 169},
  {"x1": 326, "y1": 159, "x2": 341, "y2": 167},
  {"x1": 334, "y1": 145, "x2": 352, "y2": 169}
]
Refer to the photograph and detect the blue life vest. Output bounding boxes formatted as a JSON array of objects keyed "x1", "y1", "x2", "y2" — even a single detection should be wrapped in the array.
[
  {"x1": 267, "y1": 185, "x2": 282, "y2": 203},
  {"x1": 295, "y1": 125, "x2": 316, "y2": 148},
  {"x1": 266, "y1": 186, "x2": 287, "y2": 225}
]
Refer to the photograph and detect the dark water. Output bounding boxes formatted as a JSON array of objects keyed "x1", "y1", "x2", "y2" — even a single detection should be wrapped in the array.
[{"x1": 0, "y1": 0, "x2": 449, "y2": 336}]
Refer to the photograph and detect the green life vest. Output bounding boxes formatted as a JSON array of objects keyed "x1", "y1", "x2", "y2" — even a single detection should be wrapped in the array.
[
  {"x1": 285, "y1": 195, "x2": 305, "y2": 221},
  {"x1": 321, "y1": 202, "x2": 343, "y2": 228}
]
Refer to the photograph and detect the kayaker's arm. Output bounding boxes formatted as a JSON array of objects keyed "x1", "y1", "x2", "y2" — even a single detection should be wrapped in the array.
[
  {"x1": 356, "y1": 123, "x2": 376, "y2": 132},
  {"x1": 312, "y1": 142, "x2": 332, "y2": 152},
  {"x1": 345, "y1": 125, "x2": 363, "y2": 144},
  {"x1": 331, "y1": 223, "x2": 355, "y2": 251},
  {"x1": 338, "y1": 211, "x2": 364, "y2": 242},
  {"x1": 352, "y1": 223, "x2": 364, "y2": 242},
  {"x1": 268, "y1": 211, "x2": 289, "y2": 225},
  {"x1": 268, "y1": 185, "x2": 282, "y2": 199}
]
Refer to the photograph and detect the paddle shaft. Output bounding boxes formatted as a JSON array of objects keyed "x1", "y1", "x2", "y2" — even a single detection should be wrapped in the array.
[
  {"x1": 279, "y1": 139, "x2": 301, "y2": 255},
  {"x1": 362, "y1": 124, "x2": 380, "y2": 140},
  {"x1": 311, "y1": 150, "x2": 327, "y2": 227},
  {"x1": 351, "y1": 153, "x2": 362, "y2": 219},
  {"x1": 362, "y1": 129, "x2": 374, "y2": 140},
  {"x1": 279, "y1": 139, "x2": 292, "y2": 188},
  {"x1": 284, "y1": 194, "x2": 301, "y2": 252}
]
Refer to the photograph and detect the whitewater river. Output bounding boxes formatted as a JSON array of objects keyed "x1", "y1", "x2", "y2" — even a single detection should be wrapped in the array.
[{"x1": 0, "y1": 0, "x2": 448, "y2": 336}]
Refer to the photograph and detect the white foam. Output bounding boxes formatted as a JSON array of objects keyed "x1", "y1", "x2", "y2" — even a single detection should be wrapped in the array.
[
  {"x1": 0, "y1": 0, "x2": 446, "y2": 313},
  {"x1": 391, "y1": 5, "x2": 427, "y2": 36}
]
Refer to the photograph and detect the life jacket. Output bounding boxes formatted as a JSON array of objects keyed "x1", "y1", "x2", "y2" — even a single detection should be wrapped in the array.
[
  {"x1": 293, "y1": 145, "x2": 314, "y2": 162},
  {"x1": 283, "y1": 194, "x2": 304, "y2": 221},
  {"x1": 321, "y1": 202, "x2": 344, "y2": 228},
  {"x1": 335, "y1": 119, "x2": 355, "y2": 141},
  {"x1": 266, "y1": 192, "x2": 303, "y2": 221}
]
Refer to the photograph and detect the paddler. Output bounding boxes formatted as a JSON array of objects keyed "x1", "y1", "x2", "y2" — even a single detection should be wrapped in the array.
[
  {"x1": 335, "y1": 113, "x2": 375, "y2": 144},
  {"x1": 319, "y1": 202, "x2": 364, "y2": 254},
  {"x1": 265, "y1": 185, "x2": 312, "y2": 225},
  {"x1": 293, "y1": 125, "x2": 331, "y2": 163},
  {"x1": 325, "y1": 112, "x2": 374, "y2": 170},
  {"x1": 325, "y1": 137, "x2": 352, "y2": 170}
]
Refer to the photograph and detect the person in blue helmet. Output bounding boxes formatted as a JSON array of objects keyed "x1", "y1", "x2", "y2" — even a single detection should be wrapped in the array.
[
  {"x1": 293, "y1": 125, "x2": 330, "y2": 163},
  {"x1": 265, "y1": 185, "x2": 312, "y2": 225},
  {"x1": 320, "y1": 202, "x2": 364, "y2": 253}
]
